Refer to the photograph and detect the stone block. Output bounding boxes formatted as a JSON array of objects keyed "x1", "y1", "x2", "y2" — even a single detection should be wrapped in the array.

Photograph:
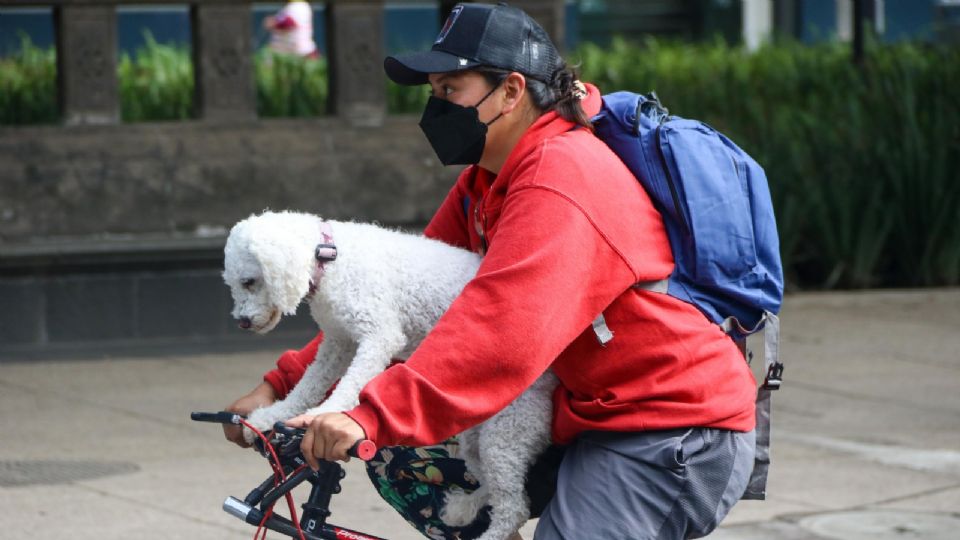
[
  {"x1": 137, "y1": 272, "x2": 229, "y2": 339},
  {"x1": 327, "y1": 0, "x2": 387, "y2": 126},
  {"x1": 0, "y1": 279, "x2": 43, "y2": 346},
  {"x1": 56, "y1": 5, "x2": 119, "y2": 125},
  {"x1": 191, "y1": 3, "x2": 256, "y2": 121},
  {"x1": 46, "y1": 275, "x2": 136, "y2": 342}
]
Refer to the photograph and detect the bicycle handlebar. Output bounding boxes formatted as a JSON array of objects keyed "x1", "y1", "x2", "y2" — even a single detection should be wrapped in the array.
[
  {"x1": 349, "y1": 438, "x2": 377, "y2": 461},
  {"x1": 190, "y1": 411, "x2": 243, "y2": 424},
  {"x1": 190, "y1": 411, "x2": 376, "y2": 461},
  {"x1": 190, "y1": 411, "x2": 386, "y2": 540}
]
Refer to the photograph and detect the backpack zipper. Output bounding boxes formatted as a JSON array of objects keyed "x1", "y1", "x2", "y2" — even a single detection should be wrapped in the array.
[{"x1": 655, "y1": 124, "x2": 692, "y2": 238}]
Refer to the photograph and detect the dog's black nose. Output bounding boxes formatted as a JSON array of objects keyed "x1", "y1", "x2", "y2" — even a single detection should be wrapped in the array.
[{"x1": 238, "y1": 317, "x2": 252, "y2": 329}]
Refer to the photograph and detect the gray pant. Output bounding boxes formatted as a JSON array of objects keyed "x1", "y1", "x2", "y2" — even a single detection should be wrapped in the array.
[{"x1": 534, "y1": 428, "x2": 756, "y2": 540}]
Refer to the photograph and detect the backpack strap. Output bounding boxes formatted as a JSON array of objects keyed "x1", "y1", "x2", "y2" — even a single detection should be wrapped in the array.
[
  {"x1": 741, "y1": 311, "x2": 782, "y2": 500},
  {"x1": 634, "y1": 278, "x2": 669, "y2": 294},
  {"x1": 591, "y1": 314, "x2": 614, "y2": 346},
  {"x1": 590, "y1": 280, "x2": 669, "y2": 346}
]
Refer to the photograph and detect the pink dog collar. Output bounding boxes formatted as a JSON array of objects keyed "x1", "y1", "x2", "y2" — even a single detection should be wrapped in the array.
[
  {"x1": 307, "y1": 221, "x2": 337, "y2": 298},
  {"x1": 315, "y1": 221, "x2": 337, "y2": 264}
]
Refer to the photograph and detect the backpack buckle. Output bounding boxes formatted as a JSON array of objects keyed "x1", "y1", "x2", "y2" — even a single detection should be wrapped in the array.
[
  {"x1": 762, "y1": 361, "x2": 784, "y2": 390},
  {"x1": 640, "y1": 92, "x2": 669, "y2": 122}
]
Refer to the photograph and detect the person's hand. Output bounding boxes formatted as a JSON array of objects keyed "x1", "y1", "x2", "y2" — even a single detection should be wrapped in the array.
[
  {"x1": 286, "y1": 413, "x2": 366, "y2": 468},
  {"x1": 223, "y1": 381, "x2": 278, "y2": 448}
]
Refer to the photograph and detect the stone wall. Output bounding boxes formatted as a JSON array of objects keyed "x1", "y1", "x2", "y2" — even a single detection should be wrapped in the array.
[{"x1": 0, "y1": 117, "x2": 453, "y2": 242}]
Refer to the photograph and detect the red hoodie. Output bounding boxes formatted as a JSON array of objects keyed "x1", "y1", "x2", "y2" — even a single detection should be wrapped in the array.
[{"x1": 264, "y1": 85, "x2": 756, "y2": 447}]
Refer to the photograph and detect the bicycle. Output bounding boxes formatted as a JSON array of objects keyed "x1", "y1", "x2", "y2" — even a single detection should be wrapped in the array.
[{"x1": 191, "y1": 411, "x2": 384, "y2": 540}]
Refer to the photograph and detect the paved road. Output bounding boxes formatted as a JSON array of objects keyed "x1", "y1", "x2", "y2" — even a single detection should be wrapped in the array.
[{"x1": 1, "y1": 289, "x2": 959, "y2": 539}]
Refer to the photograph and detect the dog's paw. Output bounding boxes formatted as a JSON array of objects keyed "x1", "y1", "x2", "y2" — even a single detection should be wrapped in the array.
[
  {"x1": 241, "y1": 425, "x2": 258, "y2": 445},
  {"x1": 440, "y1": 489, "x2": 485, "y2": 527},
  {"x1": 244, "y1": 407, "x2": 280, "y2": 440}
]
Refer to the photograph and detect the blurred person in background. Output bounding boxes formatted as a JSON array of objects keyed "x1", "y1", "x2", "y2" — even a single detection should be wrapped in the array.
[{"x1": 263, "y1": 0, "x2": 318, "y2": 58}]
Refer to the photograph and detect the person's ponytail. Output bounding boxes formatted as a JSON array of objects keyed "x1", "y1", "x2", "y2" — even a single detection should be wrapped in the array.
[
  {"x1": 475, "y1": 62, "x2": 593, "y2": 130},
  {"x1": 545, "y1": 64, "x2": 592, "y2": 130}
]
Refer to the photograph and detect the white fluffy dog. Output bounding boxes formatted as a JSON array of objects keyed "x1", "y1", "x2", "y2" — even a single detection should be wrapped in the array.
[{"x1": 222, "y1": 210, "x2": 557, "y2": 540}]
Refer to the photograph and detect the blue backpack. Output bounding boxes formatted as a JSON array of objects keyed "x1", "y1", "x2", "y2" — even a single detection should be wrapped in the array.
[{"x1": 591, "y1": 91, "x2": 784, "y2": 500}]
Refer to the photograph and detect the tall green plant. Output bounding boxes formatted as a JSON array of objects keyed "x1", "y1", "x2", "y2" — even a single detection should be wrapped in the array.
[
  {"x1": 0, "y1": 35, "x2": 57, "y2": 124},
  {"x1": 866, "y1": 43, "x2": 960, "y2": 286},
  {"x1": 575, "y1": 37, "x2": 959, "y2": 289},
  {"x1": 118, "y1": 32, "x2": 194, "y2": 122},
  {"x1": 388, "y1": 81, "x2": 428, "y2": 114},
  {"x1": 255, "y1": 51, "x2": 328, "y2": 117}
]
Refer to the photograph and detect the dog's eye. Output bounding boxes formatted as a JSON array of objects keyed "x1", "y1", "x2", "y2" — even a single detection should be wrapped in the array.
[{"x1": 241, "y1": 278, "x2": 256, "y2": 290}]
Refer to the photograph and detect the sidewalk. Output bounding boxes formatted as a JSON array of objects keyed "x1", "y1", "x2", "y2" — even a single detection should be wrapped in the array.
[{"x1": 1, "y1": 289, "x2": 959, "y2": 539}]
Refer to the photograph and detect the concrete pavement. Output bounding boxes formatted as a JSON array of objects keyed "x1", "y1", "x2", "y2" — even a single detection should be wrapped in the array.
[{"x1": 1, "y1": 289, "x2": 959, "y2": 539}]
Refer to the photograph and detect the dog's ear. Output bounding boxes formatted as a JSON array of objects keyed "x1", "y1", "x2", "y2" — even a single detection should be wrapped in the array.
[{"x1": 248, "y1": 233, "x2": 313, "y2": 315}]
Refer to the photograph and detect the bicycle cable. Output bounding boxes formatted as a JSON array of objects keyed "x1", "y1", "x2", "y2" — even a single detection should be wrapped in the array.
[{"x1": 239, "y1": 418, "x2": 308, "y2": 540}]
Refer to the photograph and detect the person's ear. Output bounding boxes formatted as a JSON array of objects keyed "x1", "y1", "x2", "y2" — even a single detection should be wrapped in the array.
[{"x1": 500, "y1": 72, "x2": 527, "y2": 115}]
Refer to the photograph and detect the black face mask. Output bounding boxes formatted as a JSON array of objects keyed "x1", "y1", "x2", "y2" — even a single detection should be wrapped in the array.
[{"x1": 418, "y1": 84, "x2": 503, "y2": 166}]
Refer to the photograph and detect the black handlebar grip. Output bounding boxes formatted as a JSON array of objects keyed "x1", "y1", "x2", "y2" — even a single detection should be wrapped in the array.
[
  {"x1": 191, "y1": 411, "x2": 242, "y2": 424},
  {"x1": 271, "y1": 421, "x2": 304, "y2": 438},
  {"x1": 349, "y1": 439, "x2": 376, "y2": 461},
  {"x1": 270, "y1": 421, "x2": 374, "y2": 461}
]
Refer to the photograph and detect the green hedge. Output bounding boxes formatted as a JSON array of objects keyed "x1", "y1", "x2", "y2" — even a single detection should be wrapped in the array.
[
  {"x1": 117, "y1": 34, "x2": 193, "y2": 122},
  {"x1": 0, "y1": 36, "x2": 57, "y2": 124},
  {"x1": 576, "y1": 37, "x2": 960, "y2": 289},
  {"x1": 2, "y1": 37, "x2": 957, "y2": 289}
]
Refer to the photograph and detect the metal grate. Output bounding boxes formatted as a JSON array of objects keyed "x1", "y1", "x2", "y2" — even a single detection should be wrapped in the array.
[{"x1": 0, "y1": 460, "x2": 140, "y2": 487}]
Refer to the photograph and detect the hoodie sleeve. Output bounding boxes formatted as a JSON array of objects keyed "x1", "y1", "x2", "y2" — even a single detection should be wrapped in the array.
[
  {"x1": 262, "y1": 331, "x2": 324, "y2": 399},
  {"x1": 346, "y1": 185, "x2": 638, "y2": 447}
]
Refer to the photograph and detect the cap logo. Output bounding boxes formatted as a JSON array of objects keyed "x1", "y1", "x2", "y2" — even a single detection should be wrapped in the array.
[{"x1": 435, "y1": 5, "x2": 463, "y2": 45}]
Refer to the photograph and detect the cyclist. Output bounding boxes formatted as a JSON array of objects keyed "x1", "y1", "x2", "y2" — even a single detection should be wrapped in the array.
[{"x1": 226, "y1": 3, "x2": 756, "y2": 539}]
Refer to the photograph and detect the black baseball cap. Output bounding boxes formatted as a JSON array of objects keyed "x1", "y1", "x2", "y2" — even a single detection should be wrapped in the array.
[{"x1": 384, "y1": 2, "x2": 561, "y2": 86}]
